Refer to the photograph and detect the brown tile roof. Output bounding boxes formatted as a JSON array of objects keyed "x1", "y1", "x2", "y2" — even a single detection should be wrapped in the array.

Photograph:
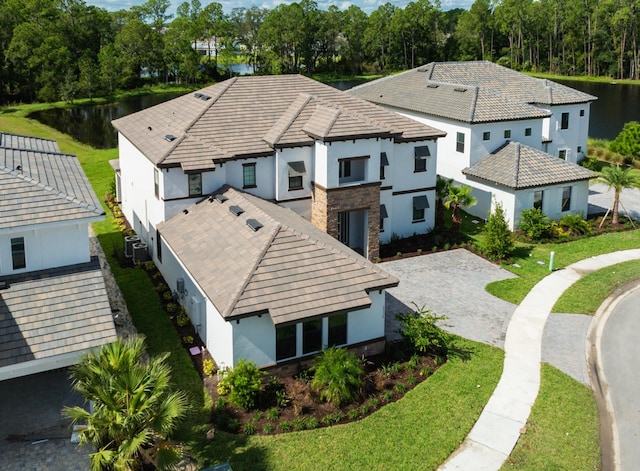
[
  {"x1": 0, "y1": 258, "x2": 117, "y2": 369},
  {"x1": 157, "y1": 186, "x2": 399, "y2": 325},
  {"x1": 112, "y1": 75, "x2": 445, "y2": 172},
  {"x1": 462, "y1": 142, "x2": 595, "y2": 189},
  {"x1": 0, "y1": 135, "x2": 105, "y2": 230}
]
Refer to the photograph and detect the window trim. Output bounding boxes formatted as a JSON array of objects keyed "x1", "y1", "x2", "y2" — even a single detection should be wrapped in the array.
[
  {"x1": 287, "y1": 161, "x2": 305, "y2": 191},
  {"x1": 188, "y1": 172, "x2": 202, "y2": 197},
  {"x1": 412, "y1": 195, "x2": 428, "y2": 222},
  {"x1": 11, "y1": 237, "x2": 26, "y2": 270},
  {"x1": 243, "y1": 163, "x2": 257, "y2": 189},
  {"x1": 558, "y1": 149, "x2": 567, "y2": 160}
]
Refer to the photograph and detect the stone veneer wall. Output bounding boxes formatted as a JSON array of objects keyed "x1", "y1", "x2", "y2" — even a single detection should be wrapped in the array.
[{"x1": 311, "y1": 181, "x2": 381, "y2": 261}]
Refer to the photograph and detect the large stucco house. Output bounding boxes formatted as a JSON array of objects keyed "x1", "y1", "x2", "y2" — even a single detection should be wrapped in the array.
[
  {"x1": 112, "y1": 75, "x2": 444, "y2": 368},
  {"x1": 0, "y1": 132, "x2": 116, "y2": 381},
  {"x1": 349, "y1": 61, "x2": 596, "y2": 229}
]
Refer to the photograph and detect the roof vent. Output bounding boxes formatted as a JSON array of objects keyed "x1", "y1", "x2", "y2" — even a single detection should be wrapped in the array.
[
  {"x1": 183, "y1": 209, "x2": 189, "y2": 215},
  {"x1": 199, "y1": 94, "x2": 211, "y2": 101},
  {"x1": 165, "y1": 134, "x2": 177, "y2": 142},
  {"x1": 214, "y1": 194, "x2": 228, "y2": 203},
  {"x1": 229, "y1": 205, "x2": 244, "y2": 216},
  {"x1": 427, "y1": 84, "x2": 439, "y2": 88},
  {"x1": 454, "y1": 87, "x2": 467, "y2": 92},
  {"x1": 194, "y1": 92, "x2": 203, "y2": 99},
  {"x1": 246, "y1": 219, "x2": 263, "y2": 232}
]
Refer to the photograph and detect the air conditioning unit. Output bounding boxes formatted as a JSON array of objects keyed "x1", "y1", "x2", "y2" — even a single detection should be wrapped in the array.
[
  {"x1": 132, "y1": 242, "x2": 149, "y2": 263},
  {"x1": 124, "y1": 235, "x2": 140, "y2": 258}
]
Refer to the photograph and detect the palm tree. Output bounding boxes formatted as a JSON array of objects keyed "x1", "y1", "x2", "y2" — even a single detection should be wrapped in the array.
[
  {"x1": 435, "y1": 176, "x2": 453, "y2": 228},
  {"x1": 443, "y1": 184, "x2": 477, "y2": 233},
  {"x1": 65, "y1": 337, "x2": 189, "y2": 471},
  {"x1": 597, "y1": 164, "x2": 640, "y2": 224}
]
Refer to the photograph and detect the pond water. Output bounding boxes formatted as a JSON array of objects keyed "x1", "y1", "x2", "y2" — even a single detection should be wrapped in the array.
[{"x1": 26, "y1": 77, "x2": 639, "y2": 149}]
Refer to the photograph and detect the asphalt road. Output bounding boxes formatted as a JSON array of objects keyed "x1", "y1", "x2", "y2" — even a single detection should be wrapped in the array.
[{"x1": 600, "y1": 286, "x2": 640, "y2": 470}]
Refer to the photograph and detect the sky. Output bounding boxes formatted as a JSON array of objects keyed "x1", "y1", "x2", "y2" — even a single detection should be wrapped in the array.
[{"x1": 86, "y1": 0, "x2": 473, "y2": 16}]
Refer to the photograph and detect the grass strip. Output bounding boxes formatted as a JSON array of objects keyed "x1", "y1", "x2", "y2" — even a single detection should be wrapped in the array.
[
  {"x1": 502, "y1": 364, "x2": 601, "y2": 470},
  {"x1": 192, "y1": 338, "x2": 503, "y2": 470},
  {"x1": 552, "y1": 259, "x2": 640, "y2": 314}
]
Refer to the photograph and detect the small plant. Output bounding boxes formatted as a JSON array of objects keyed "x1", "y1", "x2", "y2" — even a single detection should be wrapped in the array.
[
  {"x1": 394, "y1": 383, "x2": 407, "y2": 394},
  {"x1": 155, "y1": 282, "x2": 168, "y2": 293},
  {"x1": 382, "y1": 390, "x2": 394, "y2": 402},
  {"x1": 166, "y1": 303, "x2": 179, "y2": 315},
  {"x1": 215, "y1": 397, "x2": 227, "y2": 409},
  {"x1": 348, "y1": 409, "x2": 360, "y2": 420},
  {"x1": 420, "y1": 366, "x2": 434, "y2": 377},
  {"x1": 396, "y1": 305, "x2": 454, "y2": 358},
  {"x1": 311, "y1": 347, "x2": 364, "y2": 406},
  {"x1": 163, "y1": 291, "x2": 173, "y2": 301},
  {"x1": 296, "y1": 369, "x2": 312, "y2": 384},
  {"x1": 417, "y1": 248, "x2": 423, "y2": 254},
  {"x1": 252, "y1": 411, "x2": 263, "y2": 422},
  {"x1": 406, "y1": 354, "x2": 421, "y2": 371},
  {"x1": 227, "y1": 359, "x2": 265, "y2": 410},
  {"x1": 217, "y1": 368, "x2": 232, "y2": 396},
  {"x1": 263, "y1": 423, "x2": 274, "y2": 434},
  {"x1": 176, "y1": 311, "x2": 190, "y2": 327},
  {"x1": 243, "y1": 422, "x2": 257, "y2": 435},
  {"x1": 279, "y1": 420, "x2": 292, "y2": 432},
  {"x1": 305, "y1": 416, "x2": 319, "y2": 429},
  {"x1": 560, "y1": 213, "x2": 591, "y2": 236},
  {"x1": 292, "y1": 416, "x2": 306, "y2": 431},
  {"x1": 182, "y1": 335, "x2": 194, "y2": 345},
  {"x1": 359, "y1": 404, "x2": 370, "y2": 416},
  {"x1": 152, "y1": 271, "x2": 163, "y2": 281},
  {"x1": 143, "y1": 261, "x2": 156, "y2": 272},
  {"x1": 227, "y1": 418, "x2": 240, "y2": 433},
  {"x1": 444, "y1": 242, "x2": 451, "y2": 250},
  {"x1": 275, "y1": 389, "x2": 290, "y2": 408},
  {"x1": 368, "y1": 397, "x2": 380, "y2": 410},
  {"x1": 321, "y1": 411, "x2": 345, "y2": 425},
  {"x1": 406, "y1": 375, "x2": 417, "y2": 385},
  {"x1": 266, "y1": 407, "x2": 280, "y2": 421},
  {"x1": 396, "y1": 251, "x2": 402, "y2": 258},
  {"x1": 203, "y1": 359, "x2": 216, "y2": 377}
]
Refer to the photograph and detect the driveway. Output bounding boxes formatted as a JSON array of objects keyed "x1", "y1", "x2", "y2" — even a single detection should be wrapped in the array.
[
  {"x1": 588, "y1": 181, "x2": 640, "y2": 220},
  {"x1": 382, "y1": 248, "x2": 517, "y2": 347}
]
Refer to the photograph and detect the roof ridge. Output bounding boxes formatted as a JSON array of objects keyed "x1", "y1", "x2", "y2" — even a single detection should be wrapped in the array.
[
  {"x1": 469, "y1": 85, "x2": 479, "y2": 121},
  {"x1": 265, "y1": 93, "x2": 313, "y2": 146},
  {"x1": 513, "y1": 142, "x2": 521, "y2": 188},
  {"x1": 313, "y1": 94, "x2": 390, "y2": 135}
]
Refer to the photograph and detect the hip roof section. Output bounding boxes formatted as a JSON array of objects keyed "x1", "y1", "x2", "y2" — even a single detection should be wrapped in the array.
[{"x1": 112, "y1": 75, "x2": 445, "y2": 171}]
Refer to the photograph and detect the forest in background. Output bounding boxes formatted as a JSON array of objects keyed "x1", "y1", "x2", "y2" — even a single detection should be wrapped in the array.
[{"x1": 2, "y1": 0, "x2": 640, "y2": 104}]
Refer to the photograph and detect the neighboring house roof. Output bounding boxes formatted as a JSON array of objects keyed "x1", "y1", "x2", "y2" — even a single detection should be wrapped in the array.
[
  {"x1": 112, "y1": 75, "x2": 446, "y2": 172},
  {"x1": 0, "y1": 136, "x2": 105, "y2": 230},
  {"x1": 417, "y1": 61, "x2": 597, "y2": 106},
  {"x1": 462, "y1": 142, "x2": 595, "y2": 190},
  {"x1": 0, "y1": 258, "x2": 117, "y2": 372},
  {"x1": 158, "y1": 186, "x2": 399, "y2": 325},
  {"x1": 349, "y1": 73, "x2": 550, "y2": 124}
]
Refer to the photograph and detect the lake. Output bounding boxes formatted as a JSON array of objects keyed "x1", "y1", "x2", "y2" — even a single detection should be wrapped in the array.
[{"x1": 26, "y1": 77, "x2": 639, "y2": 149}]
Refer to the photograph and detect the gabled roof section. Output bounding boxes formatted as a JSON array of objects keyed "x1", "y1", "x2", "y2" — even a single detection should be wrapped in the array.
[
  {"x1": 462, "y1": 142, "x2": 595, "y2": 190},
  {"x1": 350, "y1": 70, "x2": 550, "y2": 123},
  {"x1": 418, "y1": 61, "x2": 597, "y2": 105},
  {"x1": 113, "y1": 75, "x2": 445, "y2": 172},
  {"x1": 157, "y1": 186, "x2": 399, "y2": 325},
  {"x1": 0, "y1": 136, "x2": 104, "y2": 230}
]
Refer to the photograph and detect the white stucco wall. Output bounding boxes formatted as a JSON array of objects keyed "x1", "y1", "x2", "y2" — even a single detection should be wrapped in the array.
[
  {"x1": 223, "y1": 157, "x2": 276, "y2": 200},
  {"x1": 537, "y1": 103, "x2": 591, "y2": 163},
  {"x1": 275, "y1": 147, "x2": 313, "y2": 202}
]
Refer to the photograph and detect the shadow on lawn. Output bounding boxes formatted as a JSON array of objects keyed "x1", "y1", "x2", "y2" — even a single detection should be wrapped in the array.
[{"x1": 190, "y1": 430, "x2": 269, "y2": 471}]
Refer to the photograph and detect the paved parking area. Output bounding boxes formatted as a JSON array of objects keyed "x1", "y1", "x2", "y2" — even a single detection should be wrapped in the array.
[
  {"x1": 588, "y1": 182, "x2": 640, "y2": 220},
  {"x1": 383, "y1": 248, "x2": 518, "y2": 348}
]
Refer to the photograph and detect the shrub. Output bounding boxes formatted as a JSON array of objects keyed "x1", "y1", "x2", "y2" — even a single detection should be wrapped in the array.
[
  {"x1": 519, "y1": 208, "x2": 551, "y2": 240},
  {"x1": 202, "y1": 359, "x2": 216, "y2": 377},
  {"x1": 396, "y1": 305, "x2": 453, "y2": 357},
  {"x1": 482, "y1": 202, "x2": 514, "y2": 260},
  {"x1": 560, "y1": 213, "x2": 591, "y2": 236},
  {"x1": 266, "y1": 407, "x2": 280, "y2": 421},
  {"x1": 311, "y1": 347, "x2": 364, "y2": 406},
  {"x1": 243, "y1": 422, "x2": 257, "y2": 435},
  {"x1": 217, "y1": 368, "x2": 232, "y2": 396},
  {"x1": 227, "y1": 359, "x2": 265, "y2": 410},
  {"x1": 275, "y1": 389, "x2": 290, "y2": 408}
]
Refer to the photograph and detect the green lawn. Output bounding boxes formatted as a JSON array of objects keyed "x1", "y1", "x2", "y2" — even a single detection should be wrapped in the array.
[{"x1": 502, "y1": 364, "x2": 601, "y2": 470}]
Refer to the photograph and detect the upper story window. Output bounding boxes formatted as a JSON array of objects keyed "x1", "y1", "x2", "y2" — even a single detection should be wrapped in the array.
[
  {"x1": 339, "y1": 157, "x2": 366, "y2": 184},
  {"x1": 380, "y1": 204, "x2": 388, "y2": 232},
  {"x1": 11, "y1": 237, "x2": 26, "y2": 270},
  {"x1": 288, "y1": 161, "x2": 305, "y2": 190},
  {"x1": 580, "y1": 109, "x2": 585, "y2": 117},
  {"x1": 504, "y1": 129, "x2": 511, "y2": 139},
  {"x1": 156, "y1": 229, "x2": 162, "y2": 263},
  {"x1": 533, "y1": 190, "x2": 543, "y2": 210},
  {"x1": 412, "y1": 195, "x2": 429, "y2": 222},
  {"x1": 188, "y1": 173, "x2": 202, "y2": 197},
  {"x1": 456, "y1": 132, "x2": 465, "y2": 153},
  {"x1": 243, "y1": 163, "x2": 256, "y2": 189},
  {"x1": 577, "y1": 146, "x2": 582, "y2": 154},
  {"x1": 414, "y1": 146, "x2": 430, "y2": 172},
  {"x1": 154, "y1": 168, "x2": 160, "y2": 199},
  {"x1": 561, "y1": 112, "x2": 569, "y2": 129},
  {"x1": 525, "y1": 127, "x2": 532, "y2": 136},
  {"x1": 483, "y1": 131, "x2": 490, "y2": 141},
  {"x1": 562, "y1": 186, "x2": 572, "y2": 211},
  {"x1": 559, "y1": 149, "x2": 567, "y2": 160},
  {"x1": 380, "y1": 152, "x2": 389, "y2": 180}
]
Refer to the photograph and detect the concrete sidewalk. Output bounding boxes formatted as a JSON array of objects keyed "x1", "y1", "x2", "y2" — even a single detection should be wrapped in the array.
[{"x1": 439, "y1": 249, "x2": 640, "y2": 470}]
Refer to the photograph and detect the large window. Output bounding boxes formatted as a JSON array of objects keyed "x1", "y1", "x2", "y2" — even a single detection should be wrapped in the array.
[
  {"x1": 533, "y1": 190, "x2": 543, "y2": 210},
  {"x1": 328, "y1": 313, "x2": 347, "y2": 346},
  {"x1": 11, "y1": 237, "x2": 25, "y2": 270},
  {"x1": 243, "y1": 163, "x2": 256, "y2": 188},
  {"x1": 413, "y1": 195, "x2": 428, "y2": 222},
  {"x1": 562, "y1": 186, "x2": 572, "y2": 211},
  {"x1": 188, "y1": 173, "x2": 202, "y2": 197},
  {"x1": 288, "y1": 161, "x2": 305, "y2": 190},
  {"x1": 456, "y1": 132, "x2": 465, "y2": 153},
  {"x1": 303, "y1": 319, "x2": 322, "y2": 354},
  {"x1": 276, "y1": 325, "x2": 297, "y2": 361},
  {"x1": 561, "y1": 112, "x2": 569, "y2": 129}
]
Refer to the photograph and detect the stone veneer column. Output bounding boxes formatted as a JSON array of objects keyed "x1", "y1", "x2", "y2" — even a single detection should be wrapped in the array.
[{"x1": 311, "y1": 182, "x2": 381, "y2": 261}]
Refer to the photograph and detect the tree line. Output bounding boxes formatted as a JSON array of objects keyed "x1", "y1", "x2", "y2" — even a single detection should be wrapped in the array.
[{"x1": 2, "y1": 0, "x2": 640, "y2": 104}]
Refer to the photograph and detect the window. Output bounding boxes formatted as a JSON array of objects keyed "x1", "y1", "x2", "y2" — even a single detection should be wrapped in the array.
[
  {"x1": 380, "y1": 152, "x2": 389, "y2": 180},
  {"x1": 558, "y1": 149, "x2": 567, "y2": 160},
  {"x1": 276, "y1": 325, "x2": 297, "y2": 361},
  {"x1": 154, "y1": 168, "x2": 160, "y2": 198},
  {"x1": 580, "y1": 109, "x2": 585, "y2": 117},
  {"x1": 504, "y1": 129, "x2": 511, "y2": 139},
  {"x1": 188, "y1": 173, "x2": 202, "y2": 196},
  {"x1": 339, "y1": 159, "x2": 351, "y2": 179},
  {"x1": 525, "y1": 127, "x2": 532, "y2": 136},
  {"x1": 562, "y1": 186, "x2": 572, "y2": 211},
  {"x1": 533, "y1": 190, "x2": 543, "y2": 210},
  {"x1": 483, "y1": 131, "x2": 490, "y2": 141},
  {"x1": 561, "y1": 112, "x2": 569, "y2": 129},
  {"x1": 328, "y1": 313, "x2": 347, "y2": 347},
  {"x1": 412, "y1": 195, "x2": 428, "y2": 222},
  {"x1": 456, "y1": 132, "x2": 465, "y2": 153},
  {"x1": 11, "y1": 237, "x2": 25, "y2": 270},
  {"x1": 156, "y1": 230, "x2": 162, "y2": 263},
  {"x1": 288, "y1": 161, "x2": 305, "y2": 190},
  {"x1": 303, "y1": 319, "x2": 322, "y2": 354},
  {"x1": 380, "y1": 204, "x2": 388, "y2": 232},
  {"x1": 577, "y1": 146, "x2": 582, "y2": 154},
  {"x1": 338, "y1": 211, "x2": 349, "y2": 244},
  {"x1": 339, "y1": 157, "x2": 366, "y2": 184},
  {"x1": 243, "y1": 163, "x2": 256, "y2": 188},
  {"x1": 414, "y1": 146, "x2": 429, "y2": 172}
]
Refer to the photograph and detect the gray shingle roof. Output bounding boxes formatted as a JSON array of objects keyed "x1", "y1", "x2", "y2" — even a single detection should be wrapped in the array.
[
  {"x1": 0, "y1": 135, "x2": 105, "y2": 230},
  {"x1": 462, "y1": 142, "x2": 595, "y2": 189},
  {"x1": 0, "y1": 132, "x2": 60, "y2": 153},
  {"x1": 157, "y1": 186, "x2": 399, "y2": 325},
  {"x1": 0, "y1": 258, "x2": 117, "y2": 369},
  {"x1": 112, "y1": 75, "x2": 445, "y2": 172}
]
